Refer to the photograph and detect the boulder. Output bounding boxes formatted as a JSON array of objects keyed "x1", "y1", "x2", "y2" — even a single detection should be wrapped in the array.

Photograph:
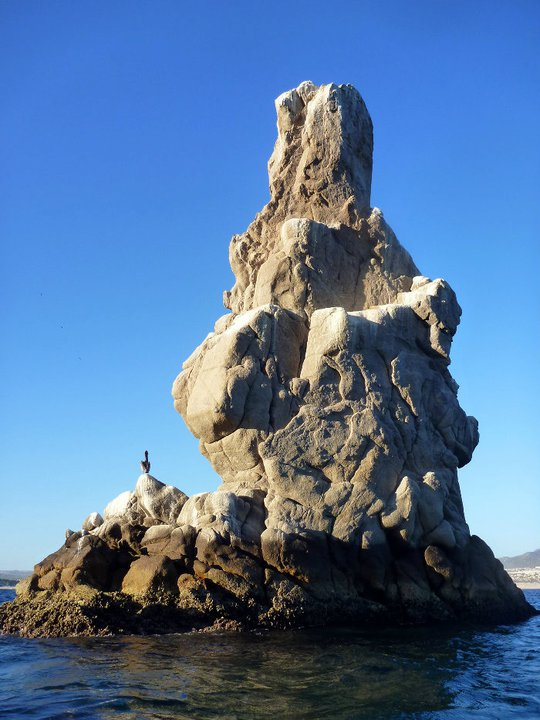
[
  {"x1": 121, "y1": 556, "x2": 179, "y2": 596},
  {"x1": 32, "y1": 533, "x2": 130, "y2": 592},
  {"x1": 104, "y1": 491, "x2": 134, "y2": 519},
  {"x1": 82, "y1": 511, "x2": 104, "y2": 531},
  {"x1": 134, "y1": 473, "x2": 188, "y2": 524},
  {"x1": 141, "y1": 524, "x2": 196, "y2": 563}
]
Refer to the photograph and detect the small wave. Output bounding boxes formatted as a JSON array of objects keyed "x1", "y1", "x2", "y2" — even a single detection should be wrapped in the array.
[{"x1": 0, "y1": 589, "x2": 538, "y2": 719}]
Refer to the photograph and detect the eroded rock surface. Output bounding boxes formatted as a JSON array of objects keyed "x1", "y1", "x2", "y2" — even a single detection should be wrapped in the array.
[{"x1": 2, "y1": 81, "x2": 534, "y2": 637}]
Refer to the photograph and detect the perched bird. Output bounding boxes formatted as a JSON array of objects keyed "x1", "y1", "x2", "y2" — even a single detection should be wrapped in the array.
[{"x1": 140, "y1": 450, "x2": 151, "y2": 474}]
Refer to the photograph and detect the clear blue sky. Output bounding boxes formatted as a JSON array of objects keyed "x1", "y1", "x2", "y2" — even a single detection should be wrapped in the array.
[{"x1": 1, "y1": 0, "x2": 538, "y2": 569}]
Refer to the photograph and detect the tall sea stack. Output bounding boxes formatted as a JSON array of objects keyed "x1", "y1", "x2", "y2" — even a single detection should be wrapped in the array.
[{"x1": 1, "y1": 82, "x2": 534, "y2": 637}]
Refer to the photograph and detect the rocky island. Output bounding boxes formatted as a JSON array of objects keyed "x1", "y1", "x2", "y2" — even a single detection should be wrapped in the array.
[{"x1": 1, "y1": 81, "x2": 534, "y2": 637}]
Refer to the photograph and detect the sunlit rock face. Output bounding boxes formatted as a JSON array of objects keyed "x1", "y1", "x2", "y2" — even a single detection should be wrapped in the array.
[
  {"x1": 4, "y1": 83, "x2": 533, "y2": 637},
  {"x1": 170, "y1": 81, "x2": 523, "y2": 621}
]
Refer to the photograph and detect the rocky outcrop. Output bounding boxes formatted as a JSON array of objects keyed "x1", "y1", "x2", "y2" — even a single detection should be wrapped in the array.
[{"x1": 1, "y1": 81, "x2": 534, "y2": 637}]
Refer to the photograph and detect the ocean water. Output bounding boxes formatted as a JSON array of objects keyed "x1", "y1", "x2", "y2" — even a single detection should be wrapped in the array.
[{"x1": 0, "y1": 589, "x2": 538, "y2": 719}]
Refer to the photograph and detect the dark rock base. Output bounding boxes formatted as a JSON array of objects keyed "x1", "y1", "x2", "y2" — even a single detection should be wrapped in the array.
[
  {"x1": 3, "y1": 524, "x2": 536, "y2": 638},
  {"x1": 1, "y1": 579, "x2": 536, "y2": 639}
]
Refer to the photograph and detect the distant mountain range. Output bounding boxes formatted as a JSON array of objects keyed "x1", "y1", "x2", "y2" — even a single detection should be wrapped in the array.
[{"x1": 500, "y1": 549, "x2": 540, "y2": 569}]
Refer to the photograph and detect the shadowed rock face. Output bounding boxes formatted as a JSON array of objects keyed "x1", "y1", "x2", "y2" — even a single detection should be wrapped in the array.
[{"x1": 2, "y1": 82, "x2": 534, "y2": 637}]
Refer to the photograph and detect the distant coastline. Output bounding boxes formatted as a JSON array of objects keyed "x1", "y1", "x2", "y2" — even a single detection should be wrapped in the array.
[
  {"x1": 497, "y1": 550, "x2": 540, "y2": 589},
  {"x1": 2, "y1": 569, "x2": 538, "y2": 594},
  {"x1": 0, "y1": 572, "x2": 30, "y2": 591},
  {"x1": 506, "y1": 568, "x2": 540, "y2": 590}
]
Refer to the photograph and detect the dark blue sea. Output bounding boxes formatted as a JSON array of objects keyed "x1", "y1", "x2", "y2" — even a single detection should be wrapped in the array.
[{"x1": 0, "y1": 589, "x2": 539, "y2": 719}]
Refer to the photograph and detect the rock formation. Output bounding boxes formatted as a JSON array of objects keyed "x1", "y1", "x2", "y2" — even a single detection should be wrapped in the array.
[{"x1": 1, "y1": 81, "x2": 534, "y2": 637}]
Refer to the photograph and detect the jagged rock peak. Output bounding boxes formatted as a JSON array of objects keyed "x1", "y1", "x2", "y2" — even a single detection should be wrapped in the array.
[
  {"x1": 270, "y1": 81, "x2": 373, "y2": 218},
  {"x1": 225, "y1": 81, "x2": 418, "y2": 318}
]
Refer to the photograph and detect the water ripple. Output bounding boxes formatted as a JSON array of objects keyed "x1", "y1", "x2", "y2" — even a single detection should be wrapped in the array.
[{"x1": 0, "y1": 590, "x2": 539, "y2": 719}]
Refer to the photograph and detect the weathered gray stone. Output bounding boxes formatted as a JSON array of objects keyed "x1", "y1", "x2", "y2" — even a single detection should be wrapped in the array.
[
  {"x1": 141, "y1": 524, "x2": 196, "y2": 562},
  {"x1": 103, "y1": 491, "x2": 133, "y2": 519},
  {"x1": 4, "y1": 81, "x2": 533, "y2": 637},
  {"x1": 166, "y1": 81, "x2": 531, "y2": 624},
  {"x1": 223, "y1": 83, "x2": 417, "y2": 316},
  {"x1": 82, "y1": 511, "x2": 104, "y2": 532},
  {"x1": 121, "y1": 556, "x2": 179, "y2": 596},
  {"x1": 135, "y1": 473, "x2": 188, "y2": 525},
  {"x1": 32, "y1": 533, "x2": 129, "y2": 592}
]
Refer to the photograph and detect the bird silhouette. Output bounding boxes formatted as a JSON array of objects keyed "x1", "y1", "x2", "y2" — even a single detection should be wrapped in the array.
[{"x1": 140, "y1": 450, "x2": 151, "y2": 474}]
